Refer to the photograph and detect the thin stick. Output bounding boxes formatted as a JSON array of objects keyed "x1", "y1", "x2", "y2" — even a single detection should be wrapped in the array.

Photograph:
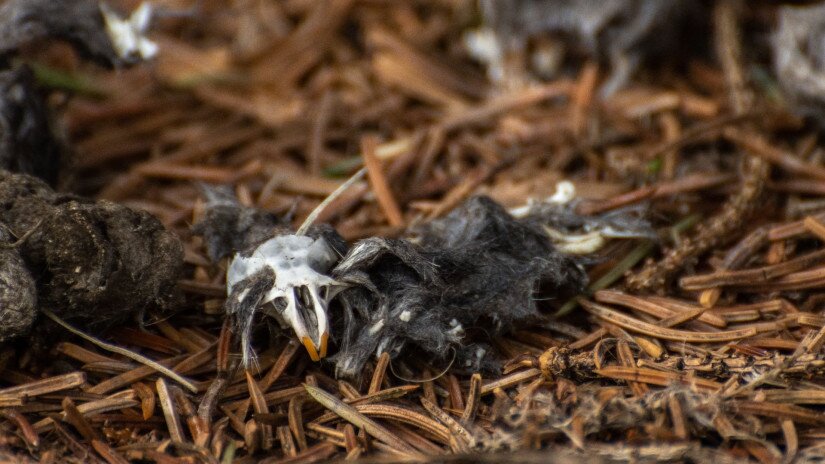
[
  {"x1": 42, "y1": 308, "x2": 198, "y2": 393},
  {"x1": 296, "y1": 167, "x2": 367, "y2": 235}
]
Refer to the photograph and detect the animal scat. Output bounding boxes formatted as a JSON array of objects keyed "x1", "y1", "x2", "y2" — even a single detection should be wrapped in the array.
[
  {"x1": 0, "y1": 170, "x2": 183, "y2": 332},
  {"x1": 0, "y1": 228, "x2": 36, "y2": 342}
]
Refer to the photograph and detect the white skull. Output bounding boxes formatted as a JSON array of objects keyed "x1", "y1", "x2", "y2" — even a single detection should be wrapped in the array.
[{"x1": 227, "y1": 234, "x2": 344, "y2": 364}]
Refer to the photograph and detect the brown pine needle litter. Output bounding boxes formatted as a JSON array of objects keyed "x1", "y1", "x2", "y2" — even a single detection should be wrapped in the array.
[{"x1": 8, "y1": 1, "x2": 825, "y2": 463}]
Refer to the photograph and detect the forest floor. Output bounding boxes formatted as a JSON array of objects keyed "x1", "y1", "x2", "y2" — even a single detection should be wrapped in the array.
[{"x1": 4, "y1": 1, "x2": 825, "y2": 463}]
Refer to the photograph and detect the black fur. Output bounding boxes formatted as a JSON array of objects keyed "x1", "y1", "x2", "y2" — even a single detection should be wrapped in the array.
[{"x1": 330, "y1": 196, "x2": 588, "y2": 378}]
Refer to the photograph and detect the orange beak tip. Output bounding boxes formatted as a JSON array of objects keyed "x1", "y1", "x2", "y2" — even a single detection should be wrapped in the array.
[
  {"x1": 319, "y1": 332, "x2": 329, "y2": 359},
  {"x1": 302, "y1": 336, "x2": 321, "y2": 362}
]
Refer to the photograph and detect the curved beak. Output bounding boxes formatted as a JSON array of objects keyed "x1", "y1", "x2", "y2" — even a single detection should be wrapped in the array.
[
  {"x1": 300, "y1": 334, "x2": 327, "y2": 362},
  {"x1": 283, "y1": 286, "x2": 330, "y2": 362}
]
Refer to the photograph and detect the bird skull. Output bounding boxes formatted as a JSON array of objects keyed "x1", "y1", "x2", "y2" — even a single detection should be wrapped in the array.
[{"x1": 226, "y1": 234, "x2": 343, "y2": 364}]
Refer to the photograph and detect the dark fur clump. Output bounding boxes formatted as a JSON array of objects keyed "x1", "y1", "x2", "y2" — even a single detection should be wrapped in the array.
[
  {"x1": 193, "y1": 185, "x2": 349, "y2": 262},
  {"x1": 223, "y1": 266, "x2": 277, "y2": 364},
  {"x1": 192, "y1": 185, "x2": 288, "y2": 261},
  {"x1": 331, "y1": 196, "x2": 588, "y2": 378}
]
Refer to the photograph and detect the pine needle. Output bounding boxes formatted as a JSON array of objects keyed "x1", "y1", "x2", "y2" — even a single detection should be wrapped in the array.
[{"x1": 42, "y1": 308, "x2": 198, "y2": 393}]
